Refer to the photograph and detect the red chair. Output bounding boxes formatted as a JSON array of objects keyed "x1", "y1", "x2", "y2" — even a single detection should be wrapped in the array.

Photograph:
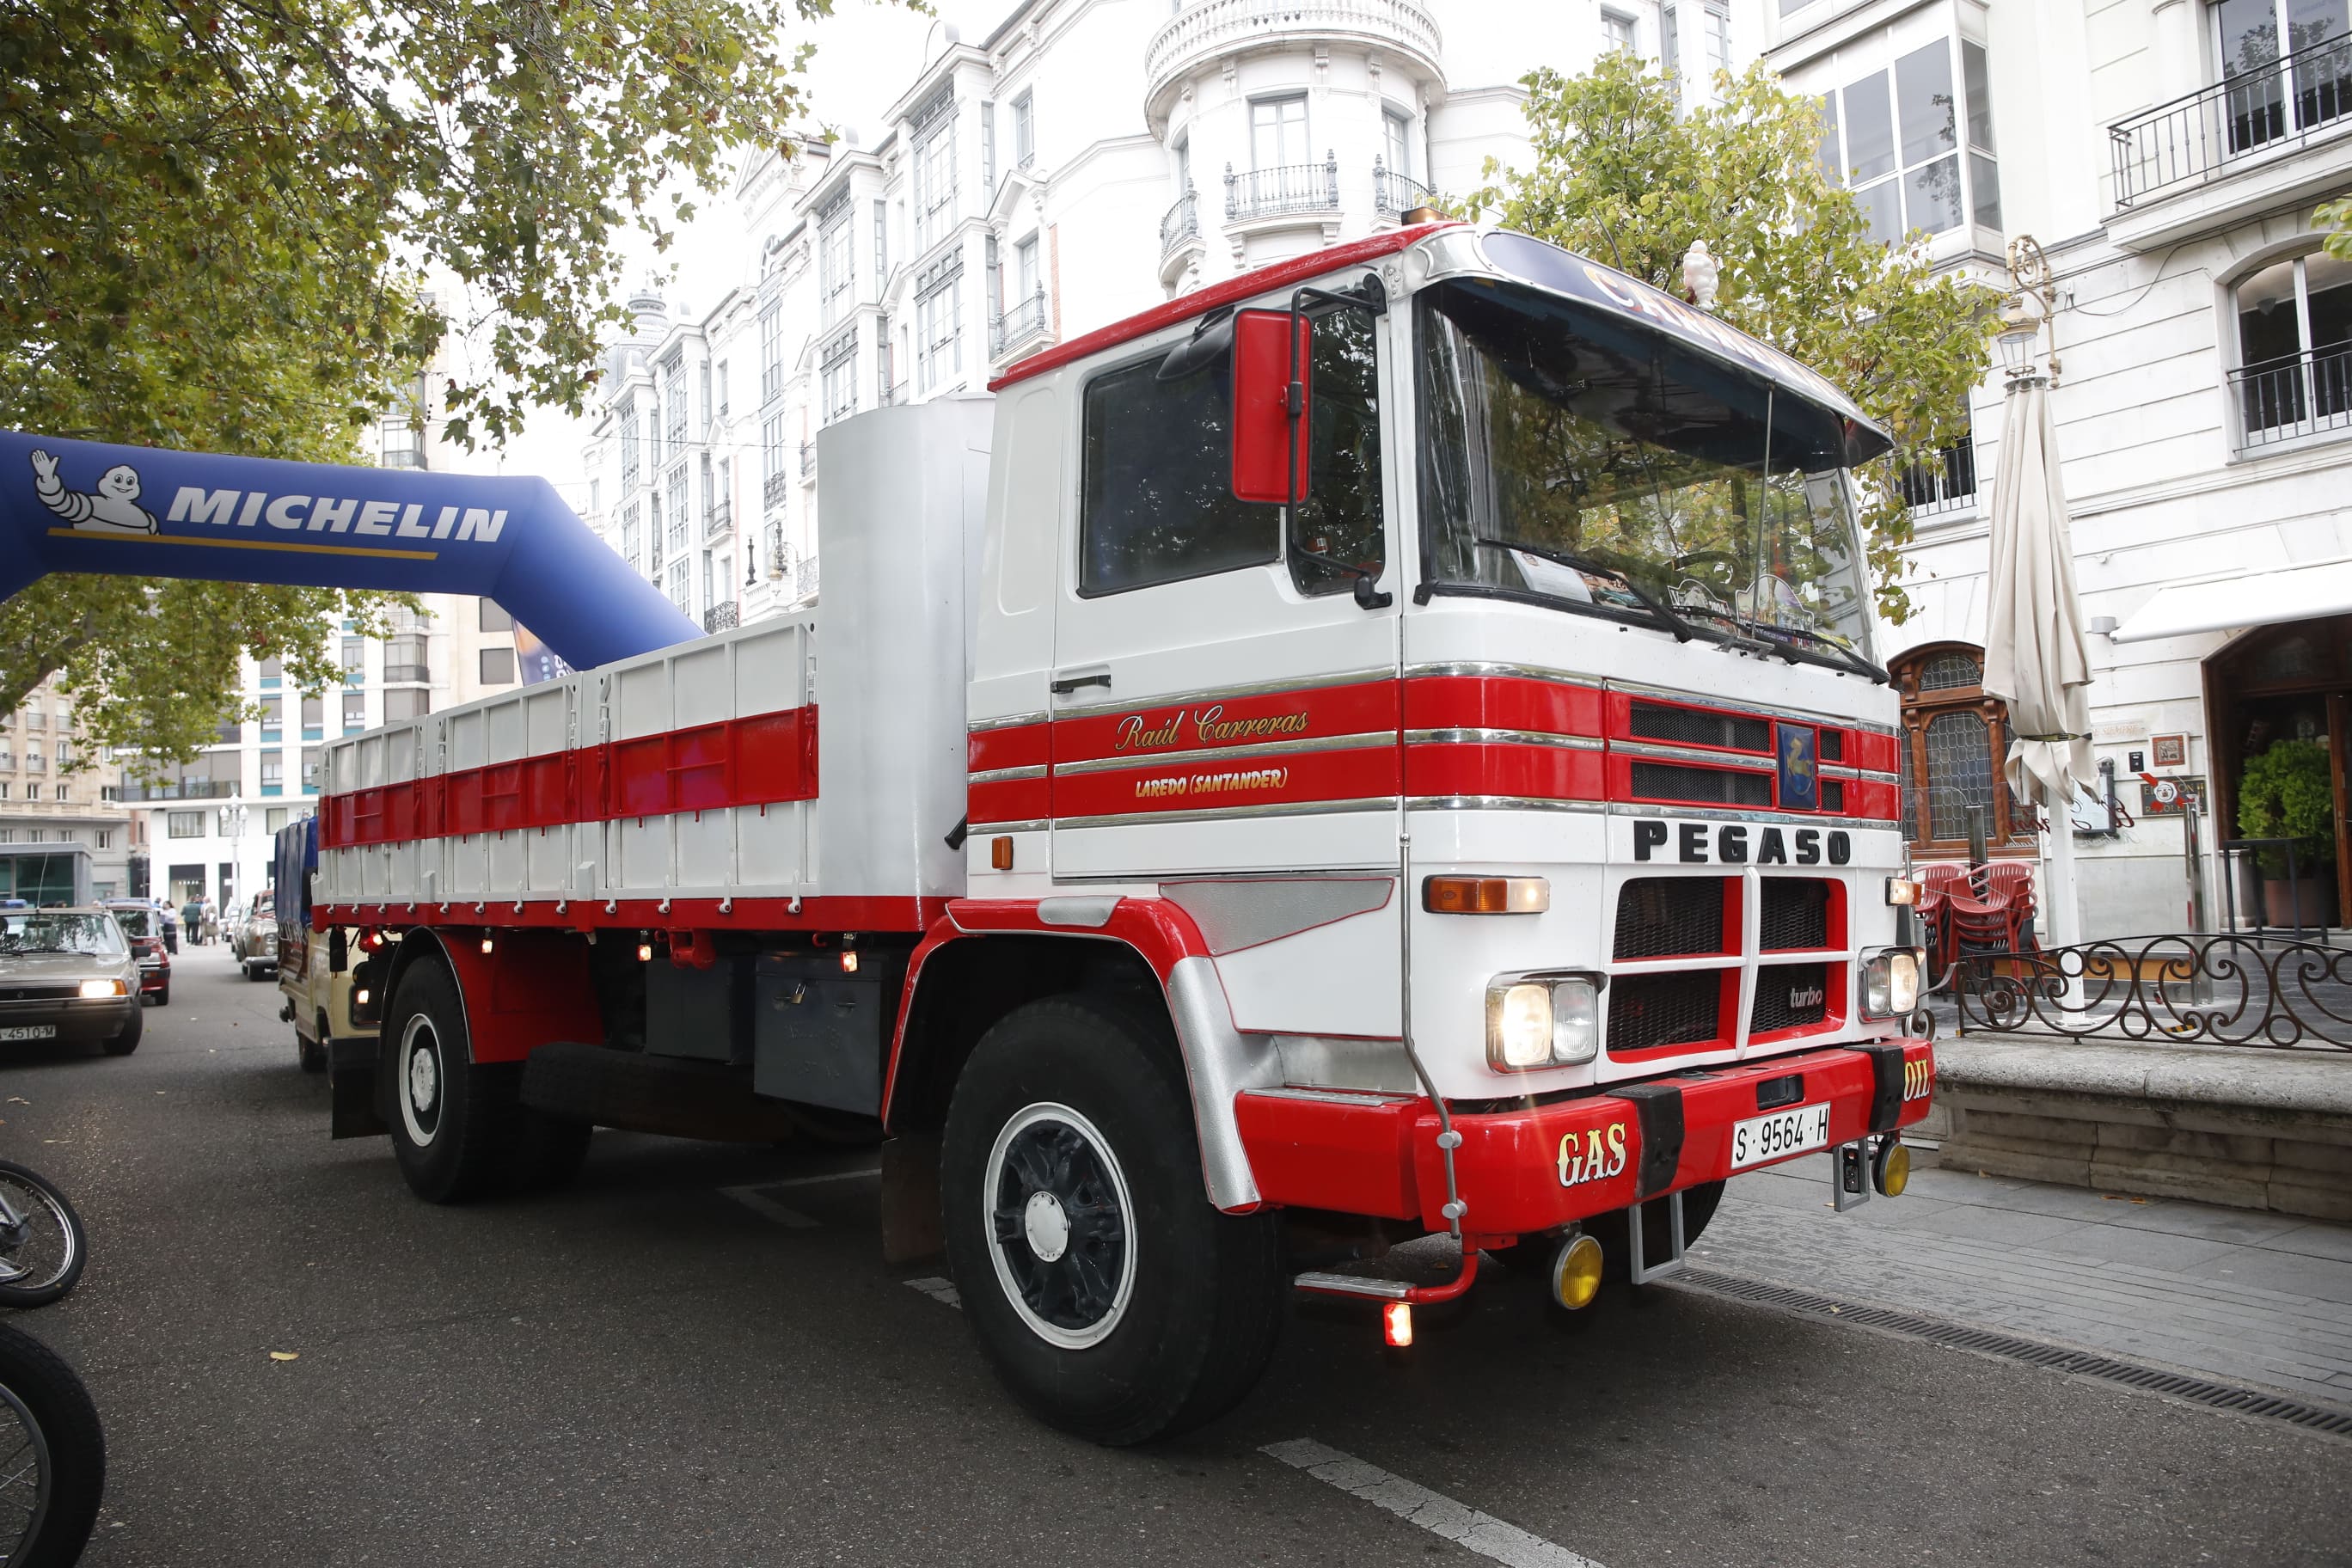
[
  {"x1": 1916, "y1": 886, "x2": 1950, "y2": 981},
  {"x1": 1976, "y1": 862, "x2": 2038, "y2": 949},
  {"x1": 1945, "y1": 889, "x2": 2018, "y2": 959}
]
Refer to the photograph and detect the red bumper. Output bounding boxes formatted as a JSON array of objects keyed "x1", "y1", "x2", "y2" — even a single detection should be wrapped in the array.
[{"x1": 1234, "y1": 1039, "x2": 1934, "y2": 1235}]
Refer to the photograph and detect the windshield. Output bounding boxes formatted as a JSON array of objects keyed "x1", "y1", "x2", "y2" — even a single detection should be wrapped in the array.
[
  {"x1": 1415, "y1": 280, "x2": 1878, "y2": 666},
  {"x1": 112, "y1": 909, "x2": 156, "y2": 938},
  {"x1": 0, "y1": 913, "x2": 127, "y2": 958}
]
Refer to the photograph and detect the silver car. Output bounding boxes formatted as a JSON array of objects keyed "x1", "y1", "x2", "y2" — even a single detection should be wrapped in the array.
[
  {"x1": 235, "y1": 891, "x2": 279, "y2": 981},
  {"x1": 0, "y1": 910, "x2": 142, "y2": 1057}
]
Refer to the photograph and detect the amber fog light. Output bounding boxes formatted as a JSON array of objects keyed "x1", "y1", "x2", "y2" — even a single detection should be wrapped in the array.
[{"x1": 1425, "y1": 876, "x2": 1549, "y2": 915}]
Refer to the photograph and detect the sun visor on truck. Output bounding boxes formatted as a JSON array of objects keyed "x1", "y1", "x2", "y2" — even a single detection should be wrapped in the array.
[{"x1": 1476, "y1": 231, "x2": 1893, "y2": 470}]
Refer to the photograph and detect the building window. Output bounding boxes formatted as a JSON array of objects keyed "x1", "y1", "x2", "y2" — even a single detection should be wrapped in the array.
[
  {"x1": 480, "y1": 647, "x2": 516, "y2": 685},
  {"x1": 1382, "y1": 107, "x2": 1413, "y2": 181},
  {"x1": 819, "y1": 201, "x2": 854, "y2": 328},
  {"x1": 1893, "y1": 646, "x2": 2032, "y2": 853},
  {"x1": 299, "y1": 694, "x2": 323, "y2": 738},
  {"x1": 1014, "y1": 90, "x2": 1035, "y2": 168},
  {"x1": 383, "y1": 689, "x2": 430, "y2": 723},
  {"x1": 342, "y1": 692, "x2": 366, "y2": 732},
  {"x1": 981, "y1": 100, "x2": 996, "y2": 193},
  {"x1": 1601, "y1": 9, "x2": 1637, "y2": 52},
  {"x1": 664, "y1": 370, "x2": 687, "y2": 457},
  {"x1": 621, "y1": 500, "x2": 642, "y2": 568},
  {"x1": 2214, "y1": 0, "x2": 2352, "y2": 156},
  {"x1": 480, "y1": 601, "x2": 513, "y2": 632},
  {"x1": 1250, "y1": 94, "x2": 1310, "y2": 170},
  {"x1": 265, "y1": 807, "x2": 288, "y2": 834},
  {"x1": 2230, "y1": 248, "x2": 2352, "y2": 447},
  {"x1": 1819, "y1": 38, "x2": 1999, "y2": 245},
  {"x1": 1704, "y1": 3, "x2": 1732, "y2": 78},
  {"x1": 822, "y1": 328, "x2": 859, "y2": 424},
  {"x1": 1897, "y1": 415, "x2": 1979, "y2": 513},
  {"x1": 759, "y1": 300, "x2": 785, "y2": 404},
  {"x1": 302, "y1": 748, "x2": 323, "y2": 793},
  {"x1": 260, "y1": 756, "x2": 283, "y2": 795},
  {"x1": 257, "y1": 656, "x2": 282, "y2": 687},
  {"x1": 914, "y1": 106, "x2": 959, "y2": 254},
  {"x1": 916, "y1": 252, "x2": 965, "y2": 393},
  {"x1": 97, "y1": 830, "x2": 111, "y2": 849},
  {"x1": 873, "y1": 200, "x2": 890, "y2": 292},
  {"x1": 1014, "y1": 235, "x2": 1040, "y2": 315},
  {"x1": 258, "y1": 697, "x2": 282, "y2": 739},
  {"x1": 618, "y1": 401, "x2": 640, "y2": 490},
  {"x1": 53, "y1": 786, "x2": 67, "y2": 803},
  {"x1": 168, "y1": 811, "x2": 203, "y2": 839},
  {"x1": 763, "y1": 414, "x2": 787, "y2": 509},
  {"x1": 666, "y1": 558, "x2": 689, "y2": 613},
  {"x1": 715, "y1": 360, "x2": 730, "y2": 420},
  {"x1": 667, "y1": 468, "x2": 689, "y2": 551}
]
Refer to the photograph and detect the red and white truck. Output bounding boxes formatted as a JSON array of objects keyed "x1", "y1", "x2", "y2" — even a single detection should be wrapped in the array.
[{"x1": 315, "y1": 221, "x2": 1934, "y2": 1445}]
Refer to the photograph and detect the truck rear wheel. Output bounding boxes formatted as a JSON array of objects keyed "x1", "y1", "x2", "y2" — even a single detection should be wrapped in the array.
[
  {"x1": 299, "y1": 1015, "x2": 328, "y2": 1075},
  {"x1": 384, "y1": 959, "x2": 522, "y2": 1204},
  {"x1": 941, "y1": 995, "x2": 1284, "y2": 1447}
]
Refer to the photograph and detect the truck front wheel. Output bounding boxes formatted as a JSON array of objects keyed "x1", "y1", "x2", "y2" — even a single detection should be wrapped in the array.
[{"x1": 941, "y1": 995, "x2": 1284, "y2": 1447}]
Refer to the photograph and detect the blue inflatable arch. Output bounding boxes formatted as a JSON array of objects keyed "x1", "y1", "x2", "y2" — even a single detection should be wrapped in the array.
[{"x1": 0, "y1": 431, "x2": 699, "y2": 671}]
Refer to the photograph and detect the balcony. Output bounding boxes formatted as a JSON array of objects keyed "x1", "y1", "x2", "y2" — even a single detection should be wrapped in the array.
[
  {"x1": 2107, "y1": 31, "x2": 2351, "y2": 248},
  {"x1": 704, "y1": 601, "x2": 741, "y2": 634},
  {"x1": 1160, "y1": 187, "x2": 1201, "y2": 260},
  {"x1": 1145, "y1": 0, "x2": 1442, "y2": 122},
  {"x1": 1226, "y1": 156, "x2": 1340, "y2": 224},
  {"x1": 119, "y1": 781, "x2": 237, "y2": 803},
  {"x1": 1896, "y1": 434, "x2": 1979, "y2": 518},
  {"x1": 704, "y1": 499, "x2": 732, "y2": 541},
  {"x1": 382, "y1": 664, "x2": 430, "y2": 684},
  {"x1": 1371, "y1": 158, "x2": 1434, "y2": 218},
  {"x1": 993, "y1": 291, "x2": 1052, "y2": 358},
  {"x1": 2231, "y1": 344, "x2": 2352, "y2": 453},
  {"x1": 800, "y1": 444, "x2": 818, "y2": 482},
  {"x1": 763, "y1": 471, "x2": 788, "y2": 510}
]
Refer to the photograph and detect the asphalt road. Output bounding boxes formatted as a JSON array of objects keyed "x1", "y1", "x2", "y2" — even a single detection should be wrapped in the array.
[{"x1": 4, "y1": 946, "x2": 2348, "y2": 1566}]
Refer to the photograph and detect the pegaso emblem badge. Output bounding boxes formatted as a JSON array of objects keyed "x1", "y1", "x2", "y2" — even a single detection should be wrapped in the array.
[{"x1": 1776, "y1": 723, "x2": 1819, "y2": 812}]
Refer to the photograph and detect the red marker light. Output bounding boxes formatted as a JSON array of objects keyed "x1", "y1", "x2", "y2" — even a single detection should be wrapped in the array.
[
  {"x1": 840, "y1": 950, "x2": 860, "y2": 974},
  {"x1": 1381, "y1": 1302, "x2": 1413, "y2": 1348}
]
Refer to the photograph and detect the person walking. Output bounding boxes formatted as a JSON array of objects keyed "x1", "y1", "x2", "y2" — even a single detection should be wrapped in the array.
[{"x1": 181, "y1": 897, "x2": 205, "y2": 946}]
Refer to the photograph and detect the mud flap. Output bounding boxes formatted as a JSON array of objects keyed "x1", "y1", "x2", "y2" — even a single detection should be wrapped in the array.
[{"x1": 328, "y1": 1036, "x2": 388, "y2": 1140}]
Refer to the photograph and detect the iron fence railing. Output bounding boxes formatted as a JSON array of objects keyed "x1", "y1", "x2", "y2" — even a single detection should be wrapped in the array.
[
  {"x1": 763, "y1": 472, "x2": 788, "y2": 509},
  {"x1": 993, "y1": 291, "x2": 1050, "y2": 355},
  {"x1": 1160, "y1": 187, "x2": 1200, "y2": 258},
  {"x1": 1371, "y1": 157, "x2": 1433, "y2": 215},
  {"x1": 1896, "y1": 434, "x2": 1979, "y2": 515},
  {"x1": 1226, "y1": 154, "x2": 1339, "y2": 222},
  {"x1": 2109, "y1": 30, "x2": 2352, "y2": 207},
  {"x1": 703, "y1": 601, "x2": 740, "y2": 634},
  {"x1": 1945, "y1": 934, "x2": 2352, "y2": 1050},
  {"x1": 2230, "y1": 343, "x2": 2352, "y2": 450}
]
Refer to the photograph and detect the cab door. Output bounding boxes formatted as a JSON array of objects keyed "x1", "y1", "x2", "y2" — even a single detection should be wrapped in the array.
[{"x1": 1048, "y1": 306, "x2": 1400, "y2": 883}]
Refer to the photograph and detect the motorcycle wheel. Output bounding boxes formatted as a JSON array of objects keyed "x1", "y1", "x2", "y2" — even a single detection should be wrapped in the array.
[
  {"x1": 0, "y1": 1164, "x2": 86, "y2": 1308},
  {"x1": 0, "y1": 1320, "x2": 104, "y2": 1568}
]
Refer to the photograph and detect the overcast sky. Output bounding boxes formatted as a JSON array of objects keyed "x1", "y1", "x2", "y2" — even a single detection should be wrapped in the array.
[{"x1": 446, "y1": 0, "x2": 1014, "y2": 493}]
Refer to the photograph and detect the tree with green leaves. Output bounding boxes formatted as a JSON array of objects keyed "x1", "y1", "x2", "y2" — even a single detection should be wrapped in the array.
[
  {"x1": 1, "y1": 0, "x2": 842, "y2": 765},
  {"x1": 1465, "y1": 53, "x2": 1995, "y2": 622},
  {"x1": 2317, "y1": 196, "x2": 2352, "y2": 262}
]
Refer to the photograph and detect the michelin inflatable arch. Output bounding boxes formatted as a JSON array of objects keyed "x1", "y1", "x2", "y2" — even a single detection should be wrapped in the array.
[{"x1": 0, "y1": 431, "x2": 700, "y2": 671}]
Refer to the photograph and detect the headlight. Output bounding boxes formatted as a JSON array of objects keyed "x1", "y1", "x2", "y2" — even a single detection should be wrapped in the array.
[
  {"x1": 79, "y1": 978, "x2": 127, "y2": 999},
  {"x1": 1860, "y1": 949, "x2": 1922, "y2": 1020},
  {"x1": 1485, "y1": 973, "x2": 1604, "y2": 1070}
]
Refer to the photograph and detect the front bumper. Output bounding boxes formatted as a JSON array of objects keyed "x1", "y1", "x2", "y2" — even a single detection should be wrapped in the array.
[
  {"x1": 1234, "y1": 1038, "x2": 1933, "y2": 1234},
  {"x1": 0, "y1": 998, "x2": 139, "y2": 1044}
]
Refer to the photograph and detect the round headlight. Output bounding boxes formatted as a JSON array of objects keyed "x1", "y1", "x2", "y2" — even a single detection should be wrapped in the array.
[{"x1": 1888, "y1": 951, "x2": 1920, "y2": 1014}]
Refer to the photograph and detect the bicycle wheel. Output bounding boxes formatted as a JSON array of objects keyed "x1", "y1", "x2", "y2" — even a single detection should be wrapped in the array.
[
  {"x1": 0, "y1": 1165, "x2": 85, "y2": 1308},
  {"x1": 0, "y1": 1320, "x2": 103, "y2": 1568}
]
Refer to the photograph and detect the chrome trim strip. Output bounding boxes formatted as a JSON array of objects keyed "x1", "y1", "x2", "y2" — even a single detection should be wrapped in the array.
[
  {"x1": 1404, "y1": 727, "x2": 1603, "y2": 750},
  {"x1": 1611, "y1": 738, "x2": 1779, "y2": 771},
  {"x1": 1404, "y1": 659, "x2": 1605, "y2": 689},
  {"x1": 1405, "y1": 794, "x2": 1607, "y2": 814},
  {"x1": 1603, "y1": 802, "x2": 1901, "y2": 830},
  {"x1": 1167, "y1": 955, "x2": 1283, "y2": 1210},
  {"x1": 1052, "y1": 729, "x2": 1392, "y2": 776},
  {"x1": 967, "y1": 764, "x2": 1048, "y2": 784},
  {"x1": 1611, "y1": 677, "x2": 1901, "y2": 737},
  {"x1": 1820, "y1": 764, "x2": 1898, "y2": 783},
  {"x1": 967, "y1": 819, "x2": 1051, "y2": 835},
  {"x1": 969, "y1": 710, "x2": 1050, "y2": 733},
  {"x1": 1050, "y1": 665, "x2": 1394, "y2": 720},
  {"x1": 1054, "y1": 797, "x2": 1397, "y2": 830},
  {"x1": 1248, "y1": 1084, "x2": 1419, "y2": 1106}
]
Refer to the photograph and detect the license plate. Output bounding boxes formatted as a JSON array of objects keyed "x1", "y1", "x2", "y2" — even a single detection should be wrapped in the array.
[
  {"x1": 1730, "y1": 1102, "x2": 1830, "y2": 1168},
  {"x1": 0, "y1": 1025, "x2": 58, "y2": 1043}
]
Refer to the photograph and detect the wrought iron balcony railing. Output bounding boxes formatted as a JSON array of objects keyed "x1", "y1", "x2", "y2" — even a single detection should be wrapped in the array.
[
  {"x1": 119, "y1": 780, "x2": 237, "y2": 802},
  {"x1": 703, "y1": 601, "x2": 740, "y2": 634},
  {"x1": 1146, "y1": 0, "x2": 1442, "y2": 115},
  {"x1": 1370, "y1": 158, "x2": 1433, "y2": 216},
  {"x1": 1896, "y1": 433, "x2": 1979, "y2": 516},
  {"x1": 763, "y1": 471, "x2": 789, "y2": 509},
  {"x1": 1160, "y1": 187, "x2": 1200, "y2": 258},
  {"x1": 1226, "y1": 154, "x2": 1339, "y2": 222},
  {"x1": 2231, "y1": 344, "x2": 2352, "y2": 450},
  {"x1": 704, "y1": 498, "x2": 732, "y2": 539},
  {"x1": 2109, "y1": 30, "x2": 2352, "y2": 207},
  {"x1": 993, "y1": 291, "x2": 1050, "y2": 356}
]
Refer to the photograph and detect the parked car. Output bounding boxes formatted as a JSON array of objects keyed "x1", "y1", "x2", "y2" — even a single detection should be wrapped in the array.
[
  {"x1": 234, "y1": 889, "x2": 279, "y2": 981},
  {"x1": 0, "y1": 910, "x2": 142, "y2": 1056},
  {"x1": 101, "y1": 903, "x2": 171, "y2": 1006}
]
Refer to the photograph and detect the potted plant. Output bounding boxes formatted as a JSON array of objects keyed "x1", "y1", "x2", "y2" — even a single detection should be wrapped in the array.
[{"x1": 2235, "y1": 738, "x2": 2340, "y2": 929}]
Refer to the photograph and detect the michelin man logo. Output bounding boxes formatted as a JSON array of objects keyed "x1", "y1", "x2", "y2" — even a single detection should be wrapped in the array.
[{"x1": 29, "y1": 450, "x2": 157, "y2": 535}]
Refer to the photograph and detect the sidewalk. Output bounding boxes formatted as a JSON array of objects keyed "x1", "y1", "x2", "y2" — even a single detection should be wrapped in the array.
[{"x1": 1692, "y1": 1150, "x2": 2352, "y2": 1414}]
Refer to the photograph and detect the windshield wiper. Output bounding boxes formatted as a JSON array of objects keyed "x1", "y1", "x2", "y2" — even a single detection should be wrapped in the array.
[
  {"x1": 1473, "y1": 540, "x2": 1694, "y2": 643},
  {"x1": 1751, "y1": 622, "x2": 1890, "y2": 684}
]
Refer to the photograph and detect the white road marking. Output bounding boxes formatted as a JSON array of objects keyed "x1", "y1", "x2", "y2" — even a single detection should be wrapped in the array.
[
  {"x1": 717, "y1": 1185, "x2": 819, "y2": 1229},
  {"x1": 1261, "y1": 1439, "x2": 1604, "y2": 1568},
  {"x1": 903, "y1": 1277, "x2": 962, "y2": 1309}
]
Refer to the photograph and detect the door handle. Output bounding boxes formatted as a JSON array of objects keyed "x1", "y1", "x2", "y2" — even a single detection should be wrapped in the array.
[{"x1": 1050, "y1": 672, "x2": 1112, "y2": 695}]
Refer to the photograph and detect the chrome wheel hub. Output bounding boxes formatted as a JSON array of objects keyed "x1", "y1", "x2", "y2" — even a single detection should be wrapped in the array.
[
  {"x1": 983, "y1": 1102, "x2": 1136, "y2": 1350},
  {"x1": 397, "y1": 1016, "x2": 444, "y2": 1148}
]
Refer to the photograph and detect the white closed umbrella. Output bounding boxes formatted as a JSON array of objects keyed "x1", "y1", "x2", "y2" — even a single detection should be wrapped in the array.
[{"x1": 1982, "y1": 377, "x2": 2093, "y2": 949}]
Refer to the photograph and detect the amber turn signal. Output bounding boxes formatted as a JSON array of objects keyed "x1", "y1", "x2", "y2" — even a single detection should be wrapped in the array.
[
  {"x1": 1424, "y1": 875, "x2": 1549, "y2": 915},
  {"x1": 990, "y1": 836, "x2": 1014, "y2": 871}
]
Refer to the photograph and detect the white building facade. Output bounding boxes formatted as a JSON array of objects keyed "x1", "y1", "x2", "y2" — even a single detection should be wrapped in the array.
[{"x1": 1767, "y1": 0, "x2": 2351, "y2": 936}]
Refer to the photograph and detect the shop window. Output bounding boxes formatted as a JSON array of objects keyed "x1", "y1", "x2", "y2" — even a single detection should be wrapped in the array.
[{"x1": 1893, "y1": 645, "x2": 2034, "y2": 852}]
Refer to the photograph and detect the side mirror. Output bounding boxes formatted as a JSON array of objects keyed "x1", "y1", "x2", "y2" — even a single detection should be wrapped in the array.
[{"x1": 1230, "y1": 309, "x2": 1312, "y2": 505}]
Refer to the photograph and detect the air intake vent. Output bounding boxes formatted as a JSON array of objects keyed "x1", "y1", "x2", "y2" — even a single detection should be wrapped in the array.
[
  {"x1": 1759, "y1": 879, "x2": 1831, "y2": 951},
  {"x1": 1608, "y1": 971, "x2": 1723, "y2": 1052},
  {"x1": 1822, "y1": 781, "x2": 1846, "y2": 813},
  {"x1": 1751, "y1": 962, "x2": 1831, "y2": 1034},
  {"x1": 1614, "y1": 877, "x2": 1726, "y2": 959},
  {"x1": 1630, "y1": 763, "x2": 1772, "y2": 807},
  {"x1": 1629, "y1": 702, "x2": 1771, "y2": 753},
  {"x1": 1818, "y1": 729, "x2": 1845, "y2": 762}
]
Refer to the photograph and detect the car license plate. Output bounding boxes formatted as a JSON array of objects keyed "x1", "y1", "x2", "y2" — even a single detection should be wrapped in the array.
[
  {"x1": 1730, "y1": 1102, "x2": 1830, "y2": 1168},
  {"x1": 0, "y1": 1025, "x2": 58, "y2": 1043}
]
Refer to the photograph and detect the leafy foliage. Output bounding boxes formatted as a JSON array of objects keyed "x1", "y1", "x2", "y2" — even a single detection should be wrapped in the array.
[
  {"x1": 0, "y1": 0, "x2": 841, "y2": 764},
  {"x1": 2236, "y1": 738, "x2": 2337, "y2": 874},
  {"x1": 1462, "y1": 54, "x2": 1996, "y2": 622},
  {"x1": 2318, "y1": 196, "x2": 2352, "y2": 262}
]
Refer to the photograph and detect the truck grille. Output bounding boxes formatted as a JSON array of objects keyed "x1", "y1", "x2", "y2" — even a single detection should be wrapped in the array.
[
  {"x1": 1614, "y1": 877, "x2": 1726, "y2": 959},
  {"x1": 1608, "y1": 971, "x2": 1723, "y2": 1052},
  {"x1": 1818, "y1": 729, "x2": 1845, "y2": 762},
  {"x1": 1751, "y1": 962, "x2": 1831, "y2": 1034},
  {"x1": 1629, "y1": 763, "x2": 1773, "y2": 807},
  {"x1": 0, "y1": 983, "x2": 78, "y2": 1003},
  {"x1": 1758, "y1": 879, "x2": 1831, "y2": 951},
  {"x1": 1629, "y1": 701, "x2": 1770, "y2": 753},
  {"x1": 1822, "y1": 781, "x2": 1846, "y2": 813}
]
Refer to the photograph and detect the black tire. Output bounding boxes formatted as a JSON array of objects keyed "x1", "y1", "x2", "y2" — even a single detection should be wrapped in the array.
[
  {"x1": 941, "y1": 995, "x2": 1285, "y2": 1447},
  {"x1": 1492, "y1": 1180, "x2": 1726, "y2": 1283},
  {"x1": 153, "y1": 984, "x2": 168, "y2": 1008},
  {"x1": 383, "y1": 959, "x2": 523, "y2": 1204},
  {"x1": 0, "y1": 1163, "x2": 87, "y2": 1308},
  {"x1": 0, "y1": 1321, "x2": 103, "y2": 1568},
  {"x1": 99, "y1": 1007, "x2": 140, "y2": 1057},
  {"x1": 298, "y1": 1020, "x2": 328, "y2": 1075}
]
